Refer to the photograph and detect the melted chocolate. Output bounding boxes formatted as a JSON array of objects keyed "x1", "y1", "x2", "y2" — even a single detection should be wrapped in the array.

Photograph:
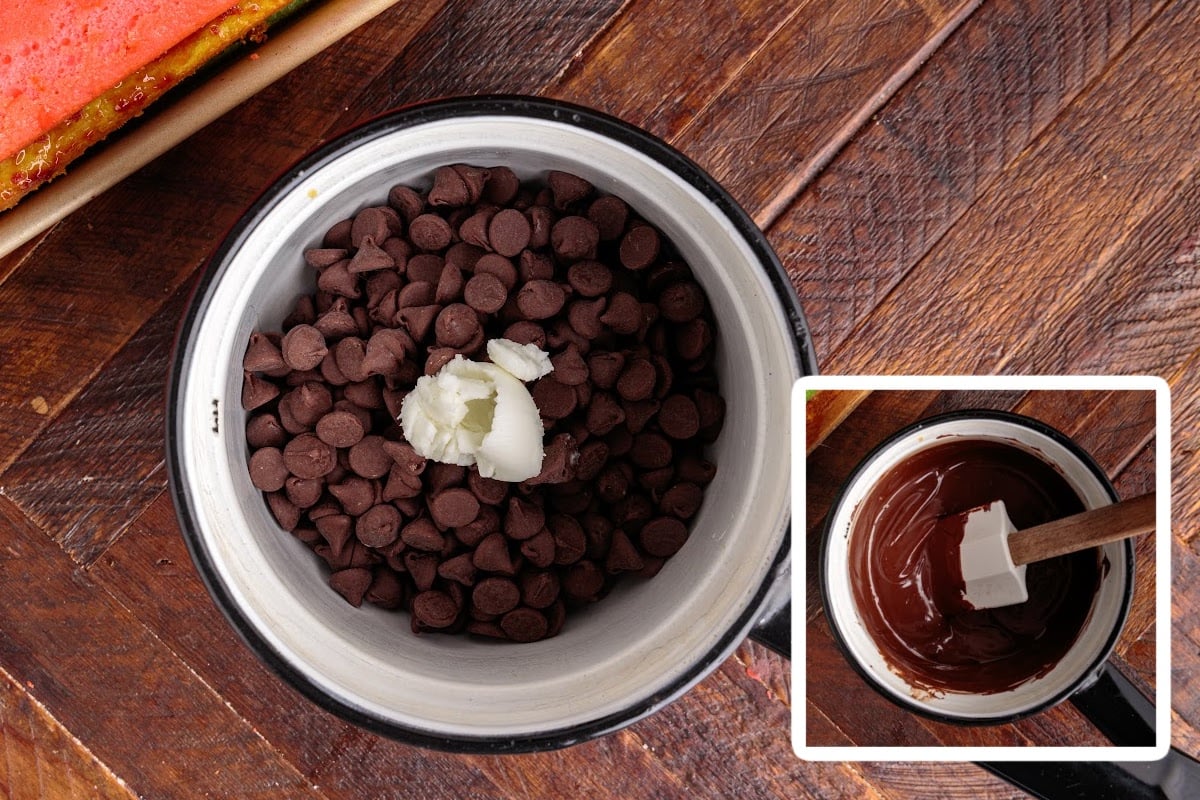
[{"x1": 848, "y1": 438, "x2": 1100, "y2": 695}]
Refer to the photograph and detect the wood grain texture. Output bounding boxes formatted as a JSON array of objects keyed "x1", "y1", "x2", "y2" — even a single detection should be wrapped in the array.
[
  {"x1": 0, "y1": 280, "x2": 189, "y2": 567},
  {"x1": 0, "y1": 668, "x2": 136, "y2": 800},
  {"x1": 772, "y1": 0, "x2": 1165, "y2": 366},
  {"x1": 0, "y1": 496, "x2": 328, "y2": 799},
  {"x1": 813, "y1": 0, "x2": 1195, "y2": 377}
]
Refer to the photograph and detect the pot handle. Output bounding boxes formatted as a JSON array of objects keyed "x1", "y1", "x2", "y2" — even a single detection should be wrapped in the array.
[
  {"x1": 1070, "y1": 661, "x2": 1155, "y2": 746},
  {"x1": 748, "y1": 560, "x2": 791, "y2": 657},
  {"x1": 749, "y1": 599, "x2": 791, "y2": 657}
]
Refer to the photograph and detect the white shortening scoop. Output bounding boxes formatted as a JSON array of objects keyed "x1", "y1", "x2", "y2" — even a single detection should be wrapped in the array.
[{"x1": 958, "y1": 492, "x2": 1156, "y2": 610}]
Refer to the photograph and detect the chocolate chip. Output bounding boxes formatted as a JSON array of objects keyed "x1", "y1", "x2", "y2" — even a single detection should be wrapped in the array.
[
  {"x1": 283, "y1": 433, "x2": 337, "y2": 479},
  {"x1": 472, "y1": 577, "x2": 521, "y2": 616},
  {"x1": 474, "y1": 253, "x2": 518, "y2": 290},
  {"x1": 463, "y1": 272, "x2": 508, "y2": 314},
  {"x1": 350, "y1": 207, "x2": 394, "y2": 249},
  {"x1": 640, "y1": 517, "x2": 688, "y2": 557},
  {"x1": 241, "y1": 374, "x2": 279, "y2": 415},
  {"x1": 658, "y1": 280, "x2": 706, "y2": 322},
  {"x1": 488, "y1": 208, "x2": 532, "y2": 257},
  {"x1": 550, "y1": 216, "x2": 600, "y2": 261},
  {"x1": 412, "y1": 589, "x2": 460, "y2": 628},
  {"x1": 435, "y1": 263, "x2": 465, "y2": 304},
  {"x1": 674, "y1": 318, "x2": 713, "y2": 361},
  {"x1": 428, "y1": 164, "x2": 488, "y2": 208},
  {"x1": 330, "y1": 568, "x2": 373, "y2": 607},
  {"x1": 616, "y1": 358, "x2": 657, "y2": 402},
  {"x1": 532, "y1": 377, "x2": 578, "y2": 420},
  {"x1": 547, "y1": 170, "x2": 593, "y2": 210},
  {"x1": 329, "y1": 476, "x2": 377, "y2": 516},
  {"x1": 619, "y1": 224, "x2": 660, "y2": 270},
  {"x1": 587, "y1": 195, "x2": 628, "y2": 241},
  {"x1": 585, "y1": 392, "x2": 626, "y2": 436},
  {"x1": 519, "y1": 571, "x2": 560, "y2": 609},
  {"x1": 659, "y1": 394, "x2": 701, "y2": 440},
  {"x1": 281, "y1": 325, "x2": 327, "y2": 371},
  {"x1": 438, "y1": 552, "x2": 478, "y2": 586},
  {"x1": 430, "y1": 487, "x2": 480, "y2": 528},
  {"x1": 562, "y1": 560, "x2": 605, "y2": 602},
  {"x1": 409, "y1": 213, "x2": 453, "y2": 252},
  {"x1": 504, "y1": 496, "x2": 545, "y2": 540},
  {"x1": 387, "y1": 184, "x2": 424, "y2": 222},
  {"x1": 599, "y1": 292, "x2": 642, "y2": 335},
  {"x1": 519, "y1": 529, "x2": 556, "y2": 568},
  {"x1": 348, "y1": 238, "x2": 395, "y2": 273},
  {"x1": 661, "y1": 482, "x2": 704, "y2": 519},
  {"x1": 549, "y1": 514, "x2": 587, "y2": 566},
  {"x1": 406, "y1": 255, "x2": 445, "y2": 285},
  {"x1": 347, "y1": 435, "x2": 392, "y2": 479},
  {"x1": 246, "y1": 413, "x2": 286, "y2": 448},
  {"x1": 605, "y1": 529, "x2": 645, "y2": 574},
  {"x1": 434, "y1": 303, "x2": 481, "y2": 348},
  {"x1": 400, "y1": 517, "x2": 444, "y2": 551},
  {"x1": 366, "y1": 569, "x2": 406, "y2": 609},
  {"x1": 356, "y1": 504, "x2": 401, "y2": 548},
  {"x1": 248, "y1": 447, "x2": 288, "y2": 492},
  {"x1": 500, "y1": 607, "x2": 549, "y2": 642},
  {"x1": 516, "y1": 280, "x2": 566, "y2": 320},
  {"x1": 473, "y1": 532, "x2": 516, "y2": 575},
  {"x1": 483, "y1": 166, "x2": 520, "y2": 204},
  {"x1": 630, "y1": 432, "x2": 673, "y2": 470},
  {"x1": 315, "y1": 409, "x2": 364, "y2": 448}
]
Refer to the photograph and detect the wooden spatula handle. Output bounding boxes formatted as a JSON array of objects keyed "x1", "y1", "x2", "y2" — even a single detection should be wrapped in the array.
[{"x1": 1008, "y1": 493, "x2": 1156, "y2": 567}]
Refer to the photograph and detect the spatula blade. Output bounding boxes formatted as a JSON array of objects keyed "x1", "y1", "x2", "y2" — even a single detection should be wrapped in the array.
[{"x1": 959, "y1": 500, "x2": 1029, "y2": 610}]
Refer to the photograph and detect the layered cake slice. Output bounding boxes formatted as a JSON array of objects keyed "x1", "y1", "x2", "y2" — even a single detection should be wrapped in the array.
[{"x1": 1, "y1": 0, "x2": 311, "y2": 211}]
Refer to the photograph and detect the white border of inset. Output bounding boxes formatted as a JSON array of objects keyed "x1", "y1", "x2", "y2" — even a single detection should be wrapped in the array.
[{"x1": 790, "y1": 374, "x2": 1170, "y2": 762}]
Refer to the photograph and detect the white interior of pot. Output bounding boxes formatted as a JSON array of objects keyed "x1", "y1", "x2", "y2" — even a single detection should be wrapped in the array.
[
  {"x1": 823, "y1": 418, "x2": 1129, "y2": 720},
  {"x1": 176, "y1": 115, "x2": 801, "y2": 740}
]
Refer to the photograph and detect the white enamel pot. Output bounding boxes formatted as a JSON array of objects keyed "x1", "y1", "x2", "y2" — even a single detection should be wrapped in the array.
[{"x1": 168, "y1": 96, "x2": 815, "y2": 752}]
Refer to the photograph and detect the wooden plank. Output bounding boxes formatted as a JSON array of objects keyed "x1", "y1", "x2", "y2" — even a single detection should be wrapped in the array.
[
  {"x1": 1171, "y1": 536, "x2": 1200, "y2": 747},
  {"x1": 0, "y1": 667, "x2": 136, "y2": 800},
  {"x1": 349, "y1": 0, "x2": 627, "y2": 120},
  {"x1": 549, "y1": 0, "x2": 812, "y2": 141},
  {"x1": 673, "y1": 0, "x2": 974, "y2": 218},
  {"x1": 551, "y1": 0, "x2": 972, "y2": 217},
  {"x1": 628, "y1": 641, "x2": 893, "y2": 800},
  {"x1": 815, "y1": 0, "x2": 1197, "y2": 377},
  {"x1": 1168, "y1": 347, "x2": 1200, "y2": 542},
  {"x1": 770, "y1": 0, "x2": 1166, "y2": 365},
  {"x1": 0, "y1": 280, "x2": 188, "y2": 567},
  {"x1": 0, "y1": 496, "x2": 330, "y2": 799}
]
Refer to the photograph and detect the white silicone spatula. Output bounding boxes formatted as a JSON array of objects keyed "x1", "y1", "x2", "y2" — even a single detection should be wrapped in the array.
[{"x1": 957, "y1": 492, "x2": 1155, "y2": 610}]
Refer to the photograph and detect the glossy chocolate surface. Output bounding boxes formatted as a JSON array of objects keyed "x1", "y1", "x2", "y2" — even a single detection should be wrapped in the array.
[{"x1": 849, "y1": 438, "x2": 1100, "y2": 695}]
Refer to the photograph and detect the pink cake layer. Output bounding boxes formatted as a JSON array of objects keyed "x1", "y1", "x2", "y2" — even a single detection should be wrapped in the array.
[{"x1": 1, "y1": 0, "x2": 239, "y2": 159}]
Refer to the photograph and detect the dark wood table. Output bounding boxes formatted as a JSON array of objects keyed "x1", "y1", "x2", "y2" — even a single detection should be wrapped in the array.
[{"x1": 1, "y1": 1, "x2": 1198, "y2": 797}]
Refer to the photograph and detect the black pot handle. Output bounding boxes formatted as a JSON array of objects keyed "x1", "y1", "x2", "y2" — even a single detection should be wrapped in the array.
[
  {"x1": 1070, "y1": 661, "x2": 1156, "y2": 747},
  {"x1": 749, "y1": 599, "x2": 790, "y2": 657}
]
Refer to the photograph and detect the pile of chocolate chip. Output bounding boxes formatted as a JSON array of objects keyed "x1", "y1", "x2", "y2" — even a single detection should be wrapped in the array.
[{"x1": 241, "y1": 164, "x2": 724, "y2": 642}]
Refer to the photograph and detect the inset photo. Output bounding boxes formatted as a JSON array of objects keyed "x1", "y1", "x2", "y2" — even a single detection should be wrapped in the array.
[{"x1": 791, "y1": 375, "x2": 1169, "y2": 762}]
